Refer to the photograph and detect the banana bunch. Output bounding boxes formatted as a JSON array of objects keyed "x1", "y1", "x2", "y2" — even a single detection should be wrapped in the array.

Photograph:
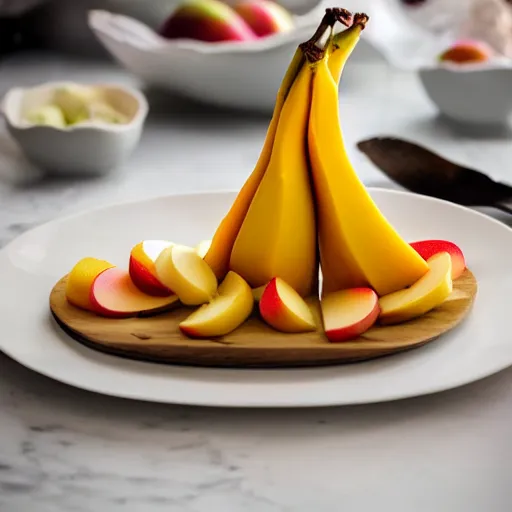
[{"x1": 204, "y1": 8, "x2": 429, "y2": 299}]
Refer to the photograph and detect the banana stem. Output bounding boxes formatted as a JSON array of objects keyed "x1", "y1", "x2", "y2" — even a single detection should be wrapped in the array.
[
  {"x1": 351, "y1": 12, "x2": 369, "y2": 30},
  {"x1": 332, "y1": 12, "x2": 369, "y2": 47},
  {"x1": 330, "y1": 8, "x2": 353, "y2": 28},
  {"x1": 301, "y1": 40, "x2": 328, "y2": 63},
  {"x1": 304, "y1": 7, "x2": 353, "y2": 49},
  {"x1": 299, "y1": 9, "x2": 368, "y2": 64}
]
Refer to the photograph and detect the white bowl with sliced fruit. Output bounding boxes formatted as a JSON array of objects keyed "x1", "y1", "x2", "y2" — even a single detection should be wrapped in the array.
[{"x1": 1, "y1": 81, "x2": 148, "y2": 175}]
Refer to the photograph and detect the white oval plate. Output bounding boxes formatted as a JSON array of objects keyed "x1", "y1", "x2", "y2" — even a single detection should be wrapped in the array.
[{"x1": 1, "y1": 189, "x2": 511, "y2": 408}]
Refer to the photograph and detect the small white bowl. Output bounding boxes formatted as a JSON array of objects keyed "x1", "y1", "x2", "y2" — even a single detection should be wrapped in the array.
[
  {"x1": 337, "y1": 0, "x2": 512, "y2": 126},
  {"x1": 418, "y1": 60, "x2": 512, "y2": 125},
  {"x1": 1, "y1": 81, "x2": 148, "y2": 176}
]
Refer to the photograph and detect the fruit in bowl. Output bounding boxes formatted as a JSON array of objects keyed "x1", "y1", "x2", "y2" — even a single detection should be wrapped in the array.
[
  {"x1": 159, "y1": 0, "x2": 294, "y2": 43},
  {"x1": 438, "y1": 39, "x2": 494, "y2": 64},
  {"x1": 24, "y1": 84, "x2": 130, "y2": 128},
  {"x1": 234, "y1": 0, "x2": 294, "y2": 37},
  {"x1": 25, "y1": 104, "x2": 66, "y2": 129}
]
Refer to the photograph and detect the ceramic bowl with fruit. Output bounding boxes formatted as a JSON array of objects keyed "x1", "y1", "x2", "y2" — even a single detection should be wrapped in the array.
[
  {"x1": 2, "y1": 81, "x2": 148, "y2": 175},
  {"x1": 357, "y1": 0, "x2": 512, "y2": 125},
  {"x1": 417, "y1": 39, "x2": 512, "y2": 125},
  {"x1": 87, "y1": 0, "x2": 333, "y2": 111}
]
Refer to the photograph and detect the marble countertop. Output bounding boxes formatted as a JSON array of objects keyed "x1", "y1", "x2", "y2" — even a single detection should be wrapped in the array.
[{"x1": 0, "y1": 51, "x2": 512, "y2": 512}]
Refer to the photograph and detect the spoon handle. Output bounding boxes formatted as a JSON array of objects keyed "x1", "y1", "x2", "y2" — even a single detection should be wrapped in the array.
[{"x1": 494, "y1": 200, "x2": 512, "y2": 215}]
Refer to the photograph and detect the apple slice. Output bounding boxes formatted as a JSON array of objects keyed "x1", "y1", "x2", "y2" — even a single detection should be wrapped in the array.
[
  {"x1": 155, "y1": 244, "x2": 217, "y2": 306},
  {"x1": 90, "y1": 267, "x2": 179, "y2": 318},
  {"x1": 252, "y1": 284, "x2": 267, "y2": 302},
  {"x1": 379, "y1": 252, "x2": 453, "y2": 325},
  {"x1": 129, "y1": 240, "x2": 174, "y2": 296},
  {"x1": 259, "y1": 277, "x2": 316, "y2": 333},
  {"x1": 66, "y1": 257, "x2": 115, "y2": 311},
  {"x1": 180, "y1": 271, "x2": 254, "y2": 338},
  {"x1": 195, "y1": 240, "x2": 212, "y2": 259},
  {"x1": 410, "y1": 239, "x2": 466, "y2": 280},
  {"x1": 321, "y1": 288, "x2": 380, "y2": 343}
]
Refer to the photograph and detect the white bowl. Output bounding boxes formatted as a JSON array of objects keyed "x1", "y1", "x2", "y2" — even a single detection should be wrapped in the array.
[
  {"x1": 88, "y1": 3, "x2": 388, "y2": 112},
  {"x1": 1, "y1": 81, "x2": 148, "y2": 176},
  {"x1": 338, "y1": 0, "x2": 512, "y2": 126},
  {"x1": 340, "y1": 0, "x2": 512, "y2": 126},
  {"x1": 418, "y1": 61, "x2": 512, "y2": 125},
  {"x1": 88, "y1": 6, "x2": 327, "y2": 112}
]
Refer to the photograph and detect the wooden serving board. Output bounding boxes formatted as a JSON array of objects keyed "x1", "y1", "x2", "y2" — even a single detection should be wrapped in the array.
[{"x1": 50, "y1": 270, "x2": 478, "y2": 368}]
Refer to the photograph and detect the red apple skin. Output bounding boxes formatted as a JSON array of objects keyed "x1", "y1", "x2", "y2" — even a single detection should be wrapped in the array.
[
  {"x1": 89, "y1": 268, "x2": 131, "y2": 318},
  {"x1": 259, "y1": 278, "x2": 282, "y2": 324},
  {"x1": 159, "y1": 0, "x2": 257, "y2": 43},
  {"x1": 129, "y1": 255, "x2": 172, "y2": 297},
  {"x1": 322, "y1": 288, "x2": 380, "y2": 343},
  {"x1": 89, "y1": 268, "x2": 178, "y2": 318},
  {"x1": 410, "y1": 240, "x2": 466, "y2": 280},
  {"x1": 234, "y1": 0, "x2": 293, "y2": 38},
  {"x1": 258, "y1": 277, "x2": 315, "y2": 333},
  {"x1": 325, "y1": 306, "x2": 380, "y2": 343},
  {"x1": 179, "y1": 325, "x2": 200, "y2": 338}
]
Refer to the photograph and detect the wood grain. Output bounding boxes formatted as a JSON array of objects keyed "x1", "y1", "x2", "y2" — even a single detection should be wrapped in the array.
[{"x1": 49, "y1": 270, "x2": 478, "y2": 368}]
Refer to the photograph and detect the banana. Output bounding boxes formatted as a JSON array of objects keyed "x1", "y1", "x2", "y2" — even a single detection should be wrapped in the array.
[
  {"x1": 307, "y1": 18, "x2": 430, "y2": 297},
  {"x1": 204, "y1": 8, "x2": 352, "y2": 280},
  {"x1": 228, "y1": 58, "x2": 317, "y2": 297},
  {"x1": 328, "y1": 13, "x2": 369, "y2": 82},
  {"x1": 203, "y1": 47, "x2": 303, "y2": 279}
]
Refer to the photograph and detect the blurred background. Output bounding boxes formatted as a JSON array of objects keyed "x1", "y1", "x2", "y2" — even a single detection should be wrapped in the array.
[
  {"x1": 2, "y1": 0, "x2": 326, "y2": 57},
  {"x1": 2, "y1": 0, "x2": 512, "y2": 181},
  {"x1": 0, "y1": 0, "x2": 508, "y2": 59}
]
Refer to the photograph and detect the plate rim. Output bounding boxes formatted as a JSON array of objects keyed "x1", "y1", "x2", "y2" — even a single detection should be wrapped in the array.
[
  {"x1": 1, "y1": 188, "x2": 511, "y2": 408},
  {"x1": 3, "y1": 186, "x2": 511, "y2": 243}
]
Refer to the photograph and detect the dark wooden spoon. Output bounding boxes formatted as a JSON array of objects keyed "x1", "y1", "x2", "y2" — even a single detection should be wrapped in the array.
[{"x1": 357, "y1": 137, "x2": 512, "y2": 215}]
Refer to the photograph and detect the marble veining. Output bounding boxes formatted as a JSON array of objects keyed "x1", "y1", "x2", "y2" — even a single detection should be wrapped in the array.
[{"x1": 0, "y1": 52, "x2": 512, "y2": 512}]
